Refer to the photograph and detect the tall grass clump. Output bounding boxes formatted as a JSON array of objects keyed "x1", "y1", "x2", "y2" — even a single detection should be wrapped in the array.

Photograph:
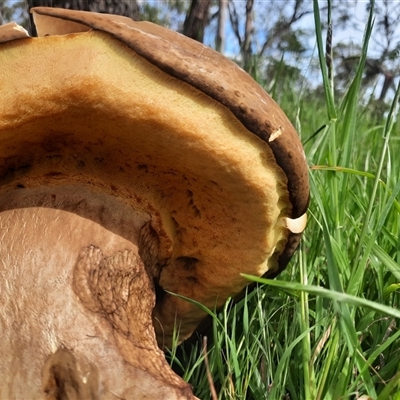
[{"x1": 168, "y1": 1, "x2": 400, "y2": 398}]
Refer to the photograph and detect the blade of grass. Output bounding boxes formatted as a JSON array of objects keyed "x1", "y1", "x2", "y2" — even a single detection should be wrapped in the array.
[
  {"x1": 349, "y1": 79, "x2": 400, "y2": 296},
  {"x1": 299, "y1": 242, "x2": 314, "y2": 399},
  {"x1": 240, "y1": 276, "x2": 400, "y2": 320},
  {"x1": 312, "y1": 0, "x2": 336, "y2": 120}
]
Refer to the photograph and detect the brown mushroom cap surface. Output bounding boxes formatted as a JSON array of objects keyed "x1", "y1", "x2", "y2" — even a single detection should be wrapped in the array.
[
  {"x1": 0, "y1": 21, "x2": 30, "y2": 42},
  {"x1": 0, "y1": 7, "x2": 309, "y2": 399}
]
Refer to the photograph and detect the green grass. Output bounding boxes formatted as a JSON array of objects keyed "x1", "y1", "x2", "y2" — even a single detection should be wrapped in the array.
[{"x1": 168, "y1": 1, "x2": 400, "y2": 399}]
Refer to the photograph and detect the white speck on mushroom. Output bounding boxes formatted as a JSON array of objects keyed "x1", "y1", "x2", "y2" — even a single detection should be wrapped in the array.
[
  {"x1": 269, "y1": 127, "x2": 282, "y2": 142},
  {"x1": 285, "y1": 213, "x2": 307, "y2": 234}
]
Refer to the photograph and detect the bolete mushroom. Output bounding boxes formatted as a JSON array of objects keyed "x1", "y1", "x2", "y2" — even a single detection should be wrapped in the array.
[{"x1": 0, "y1": 7, "x2": 309, "y2": 400}]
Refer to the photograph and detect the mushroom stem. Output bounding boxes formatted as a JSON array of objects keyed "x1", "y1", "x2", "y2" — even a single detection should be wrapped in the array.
[{"x1": 0, "y1": 206, "x2": 195, "y2": 399}]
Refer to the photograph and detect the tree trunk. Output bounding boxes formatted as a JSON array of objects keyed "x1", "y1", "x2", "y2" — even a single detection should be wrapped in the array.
[
  {"x1": 27, "y1": 0, "x2": 140, "y2": 36},
  {"x1": 379, "y1": 71, "x2": 394, "y2": 101},
  {"x1": 0, "y1": 0, "x2": 5, "y2": 25},
  {"x1": 242, "y1": 0, "x2": 254, "y2": 73},
  {"x1": 183, "y1": 0, "x2": 211, "y2": 43},
  {"x1": 216, "y1": 0, "x2": 227, "y2": 53}
]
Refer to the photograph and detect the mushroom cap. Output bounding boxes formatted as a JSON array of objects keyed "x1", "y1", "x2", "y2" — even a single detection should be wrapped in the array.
[
  {"x1": 0, "y1": 22, "x2": 30, "y2": 42},
  {"x1": 0, "y1": 7, "x2": 309, "y2": 344}
]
